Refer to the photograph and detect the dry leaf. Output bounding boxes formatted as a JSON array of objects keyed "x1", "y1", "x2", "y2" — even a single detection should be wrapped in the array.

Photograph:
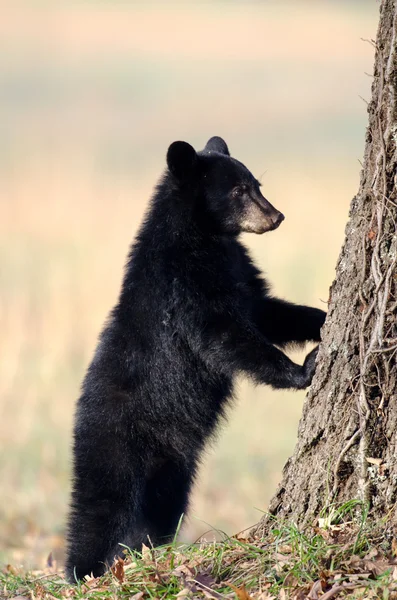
[
  {"x1": 111, "y1": 556, "x2": 125, "y2": 583},
  {"x1": 194, "y1": 572, "x2": 218, "y2": 589},
  {"x1": 256, "y1": 594, "x2": 276, "y2": 600},
  {"x1": 283, "y1": 573, "x2": 299, "y2": 588},
  {"x1": 130, "y1": 593, "x2": 144, "y2": 600},
  {"x1": 175, "y1": 589, "x2": 191, "y2": 598},
  {"x1": 351, "y1": 555, "x2": 392, "y2": 577},
  {"x1": 273, "y1": 552, "x2": 292, "y2": 574},
  {"x1": 292, "y1": 587, "x2": 311, "y2": 600},
  {"x1": 185, "y1": 572, "x2": 223, "y2": 599},
  {"x1": 366, "y1": 456, "x2": 383, "y2": 466},
  {"x1": 188, "y1": 556, "x2": 205, "y2": 569},
  {"x1": 33, "y1": 583, "x2": 46, "y2": 600},
  {"x1": 141, "y1": 543, "x2": 152, "y2": 563},
  {"x1": 81, "y1": 575, "x2": 108, "y2": 592},
  {"x1": 59, "y1": 588, "x2": 76, "y2": 599},
  {"x1": 233, "y1": 531, "x2": 251, "y2": 543},
  {"x1": 278, "y1": 545, "x2": 292, "y2": 554},
  {"x1": 317, "y1": 517, "x2": 329, "y2": 529},
  {"x1": 364, "y1": 548, "x2": 379, "y2": 560},
  {"x1": 307, "y1": 579, "x2": 326, "y2": 600},
  {"x1": 172, "y1": 564, "x2": 194, "y2": 578},
  {"x1": 227, "y1": 582, "x2": 254, "y2": 600},
  {"x1": 6, "y1": 564, "x2": 19, "y2": 576},
  {"x1": 313, "y1": 526, "x2": 332, "y2": 542}
]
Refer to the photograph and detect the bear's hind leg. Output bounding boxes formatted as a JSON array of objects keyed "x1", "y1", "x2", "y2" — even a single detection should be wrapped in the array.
[
  {"x1": 66, "y1": 494, "x2": 145, "y2": 582},
  {"x1": 142, "y1": 458, "x2": 194, "y2": 546}
]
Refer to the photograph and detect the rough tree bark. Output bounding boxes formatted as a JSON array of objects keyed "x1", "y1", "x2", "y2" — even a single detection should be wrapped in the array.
[{"x1": 254, "y1": 0, "x2": 397, "y2": 535}]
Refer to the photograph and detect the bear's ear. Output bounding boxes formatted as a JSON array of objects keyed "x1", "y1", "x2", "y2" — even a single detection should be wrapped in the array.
[
  {"x1": 203, "y1": 136, "x2": 230, "y2": 156},
  {"x1": 166, "y1": 141, "x2": 198, "y2": 180}
]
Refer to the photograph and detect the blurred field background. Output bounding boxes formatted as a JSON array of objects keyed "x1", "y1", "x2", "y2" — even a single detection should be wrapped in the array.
[{"x1": 0, "y1": 0, "x2": 378, "y2": 570}]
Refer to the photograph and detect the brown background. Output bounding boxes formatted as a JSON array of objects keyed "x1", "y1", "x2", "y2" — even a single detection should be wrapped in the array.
[{"x1": 0, "y1": 0, "x2": 378, "y2": 568}]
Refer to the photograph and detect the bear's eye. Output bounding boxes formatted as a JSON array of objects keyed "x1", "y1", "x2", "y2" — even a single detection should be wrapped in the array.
[{"x1": 232, "y1": 185, "x2": 248, "y2": 198}]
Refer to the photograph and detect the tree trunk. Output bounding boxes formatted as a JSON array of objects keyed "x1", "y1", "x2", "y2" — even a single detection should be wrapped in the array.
[{"x1": 254, "y1": 0, "x2": 397, "y2": 535}]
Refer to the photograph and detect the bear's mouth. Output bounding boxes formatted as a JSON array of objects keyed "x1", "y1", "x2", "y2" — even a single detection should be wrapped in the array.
[{"x1": 241, "y1": 203, "x2": 285, "y2": 234}]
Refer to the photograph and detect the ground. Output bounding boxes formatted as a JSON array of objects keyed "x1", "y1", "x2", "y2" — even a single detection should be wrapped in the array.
[{"x1": 3, "y1": 502, "x2": 397, "y2": 600}]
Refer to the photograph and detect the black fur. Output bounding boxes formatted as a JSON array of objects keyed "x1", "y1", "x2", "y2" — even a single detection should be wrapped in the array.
[{"x1": 66, "y1": 137, "x2": 326, "y2": 581}]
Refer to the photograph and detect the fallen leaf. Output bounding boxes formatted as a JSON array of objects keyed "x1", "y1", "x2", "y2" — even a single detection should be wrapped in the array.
[
  {"x1": 347, "y1": 573, "x2": 371, "y2": 581},
  {"x1": 141, "y1": 543, "x2": 152, "y2": 563},
  {"x1": 6, "y1": 564, "x2": 19, "y2": 575},
  {"x1": 233, "y1": 531, "x2": 251, "y2": 543},
  {"x1": 227, "y1": 582, "x2": 254, "y2": 600},
  {"x1": 273, "y1": 552, "x2": 292, "y2": 574},
  {"x1": 307, "y1": 579, "x2": 326, "y2": 600},
  {"x1": 278, "y1": 545, "x2": 292, "y2": 554},
  {"x1": 176, "y1": 589, "x2": 191, "y2": 598},
  {"x1": 111, "y1": 556, "x2": 125, "y2": 583},
  {"x1": 352, "y1": 556, "x2": 392, "y2": 577},
  {"x1": 313, "y1": 526, "x2": 332, "y2": 542},
  {"x1": 292, "y1": 587, "x2": 311, "y2": 600},
  {"x1": 184, "y1": 572, "x2": 223, "y2": 599},
  {"x1": 130, "y1": 593, "x2": 144, "y2": 600},
  {"x1": 33, "y1": 583, "x2": 45, "y2": 600},
  {"x1": 283, "y1": 573, "x2": 299, "y2": 587},
  {"x1": 256, "y1": 593, "x2": 276, "y2": 600},
  {"x1": 82, "y1": 575, "x2": 105, "y2": 591},
  {"x1": 60, "y1": 588, "x2": 76, "y2": 599},
  {"x1": 188, "y1": 556, "x2": 205, "y2": 569},
  {"x1": 172, "y1": 564, "x2": 194, "y2": 578},
  {"x1": 364, "y1": 548, "x2": 379, "y2": 560},
  {"x1": 317, "y1": 517, "x2": 330, "y2": 529},
  {"x1": 194, "y1": 572, "x2": 218, "y2": 589}
]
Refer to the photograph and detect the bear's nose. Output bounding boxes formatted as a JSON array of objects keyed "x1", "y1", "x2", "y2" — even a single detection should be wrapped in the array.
[
  {"x1": 272, "y1": 212, "x2": 285, "y2": 228},
  {"x1": 276, "y1": 212, "x2": 285, "y2": 224}
]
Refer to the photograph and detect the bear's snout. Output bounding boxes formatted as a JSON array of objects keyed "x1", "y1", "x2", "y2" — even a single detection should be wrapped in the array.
[{"x1": 270, "y1": 211, "x2": 285, "y2": 230}]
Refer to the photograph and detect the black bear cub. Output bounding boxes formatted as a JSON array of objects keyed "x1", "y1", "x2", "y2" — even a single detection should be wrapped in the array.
[{"x1": 66, "y1": 137, "x2": 326, "y2": 581}]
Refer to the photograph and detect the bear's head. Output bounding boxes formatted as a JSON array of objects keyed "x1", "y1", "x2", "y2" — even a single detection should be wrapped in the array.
[{"x1": 166, "y1": 136, "x2": 284, "y2": 235}]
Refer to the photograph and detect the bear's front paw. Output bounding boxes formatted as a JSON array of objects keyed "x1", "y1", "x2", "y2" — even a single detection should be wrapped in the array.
[{"x1": 302, "y1": 345, "x2": 319, "y2": 387}]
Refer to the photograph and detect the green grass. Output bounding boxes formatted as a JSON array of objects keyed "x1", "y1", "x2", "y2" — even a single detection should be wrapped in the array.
[{"x1": 2, "y1": 502, "x2": 396, "y2": 599}]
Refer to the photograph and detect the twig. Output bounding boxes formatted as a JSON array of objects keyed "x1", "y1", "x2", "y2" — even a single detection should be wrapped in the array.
[{"x1": 320, "y1": 581, "x2": 370, "y2": 600}]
